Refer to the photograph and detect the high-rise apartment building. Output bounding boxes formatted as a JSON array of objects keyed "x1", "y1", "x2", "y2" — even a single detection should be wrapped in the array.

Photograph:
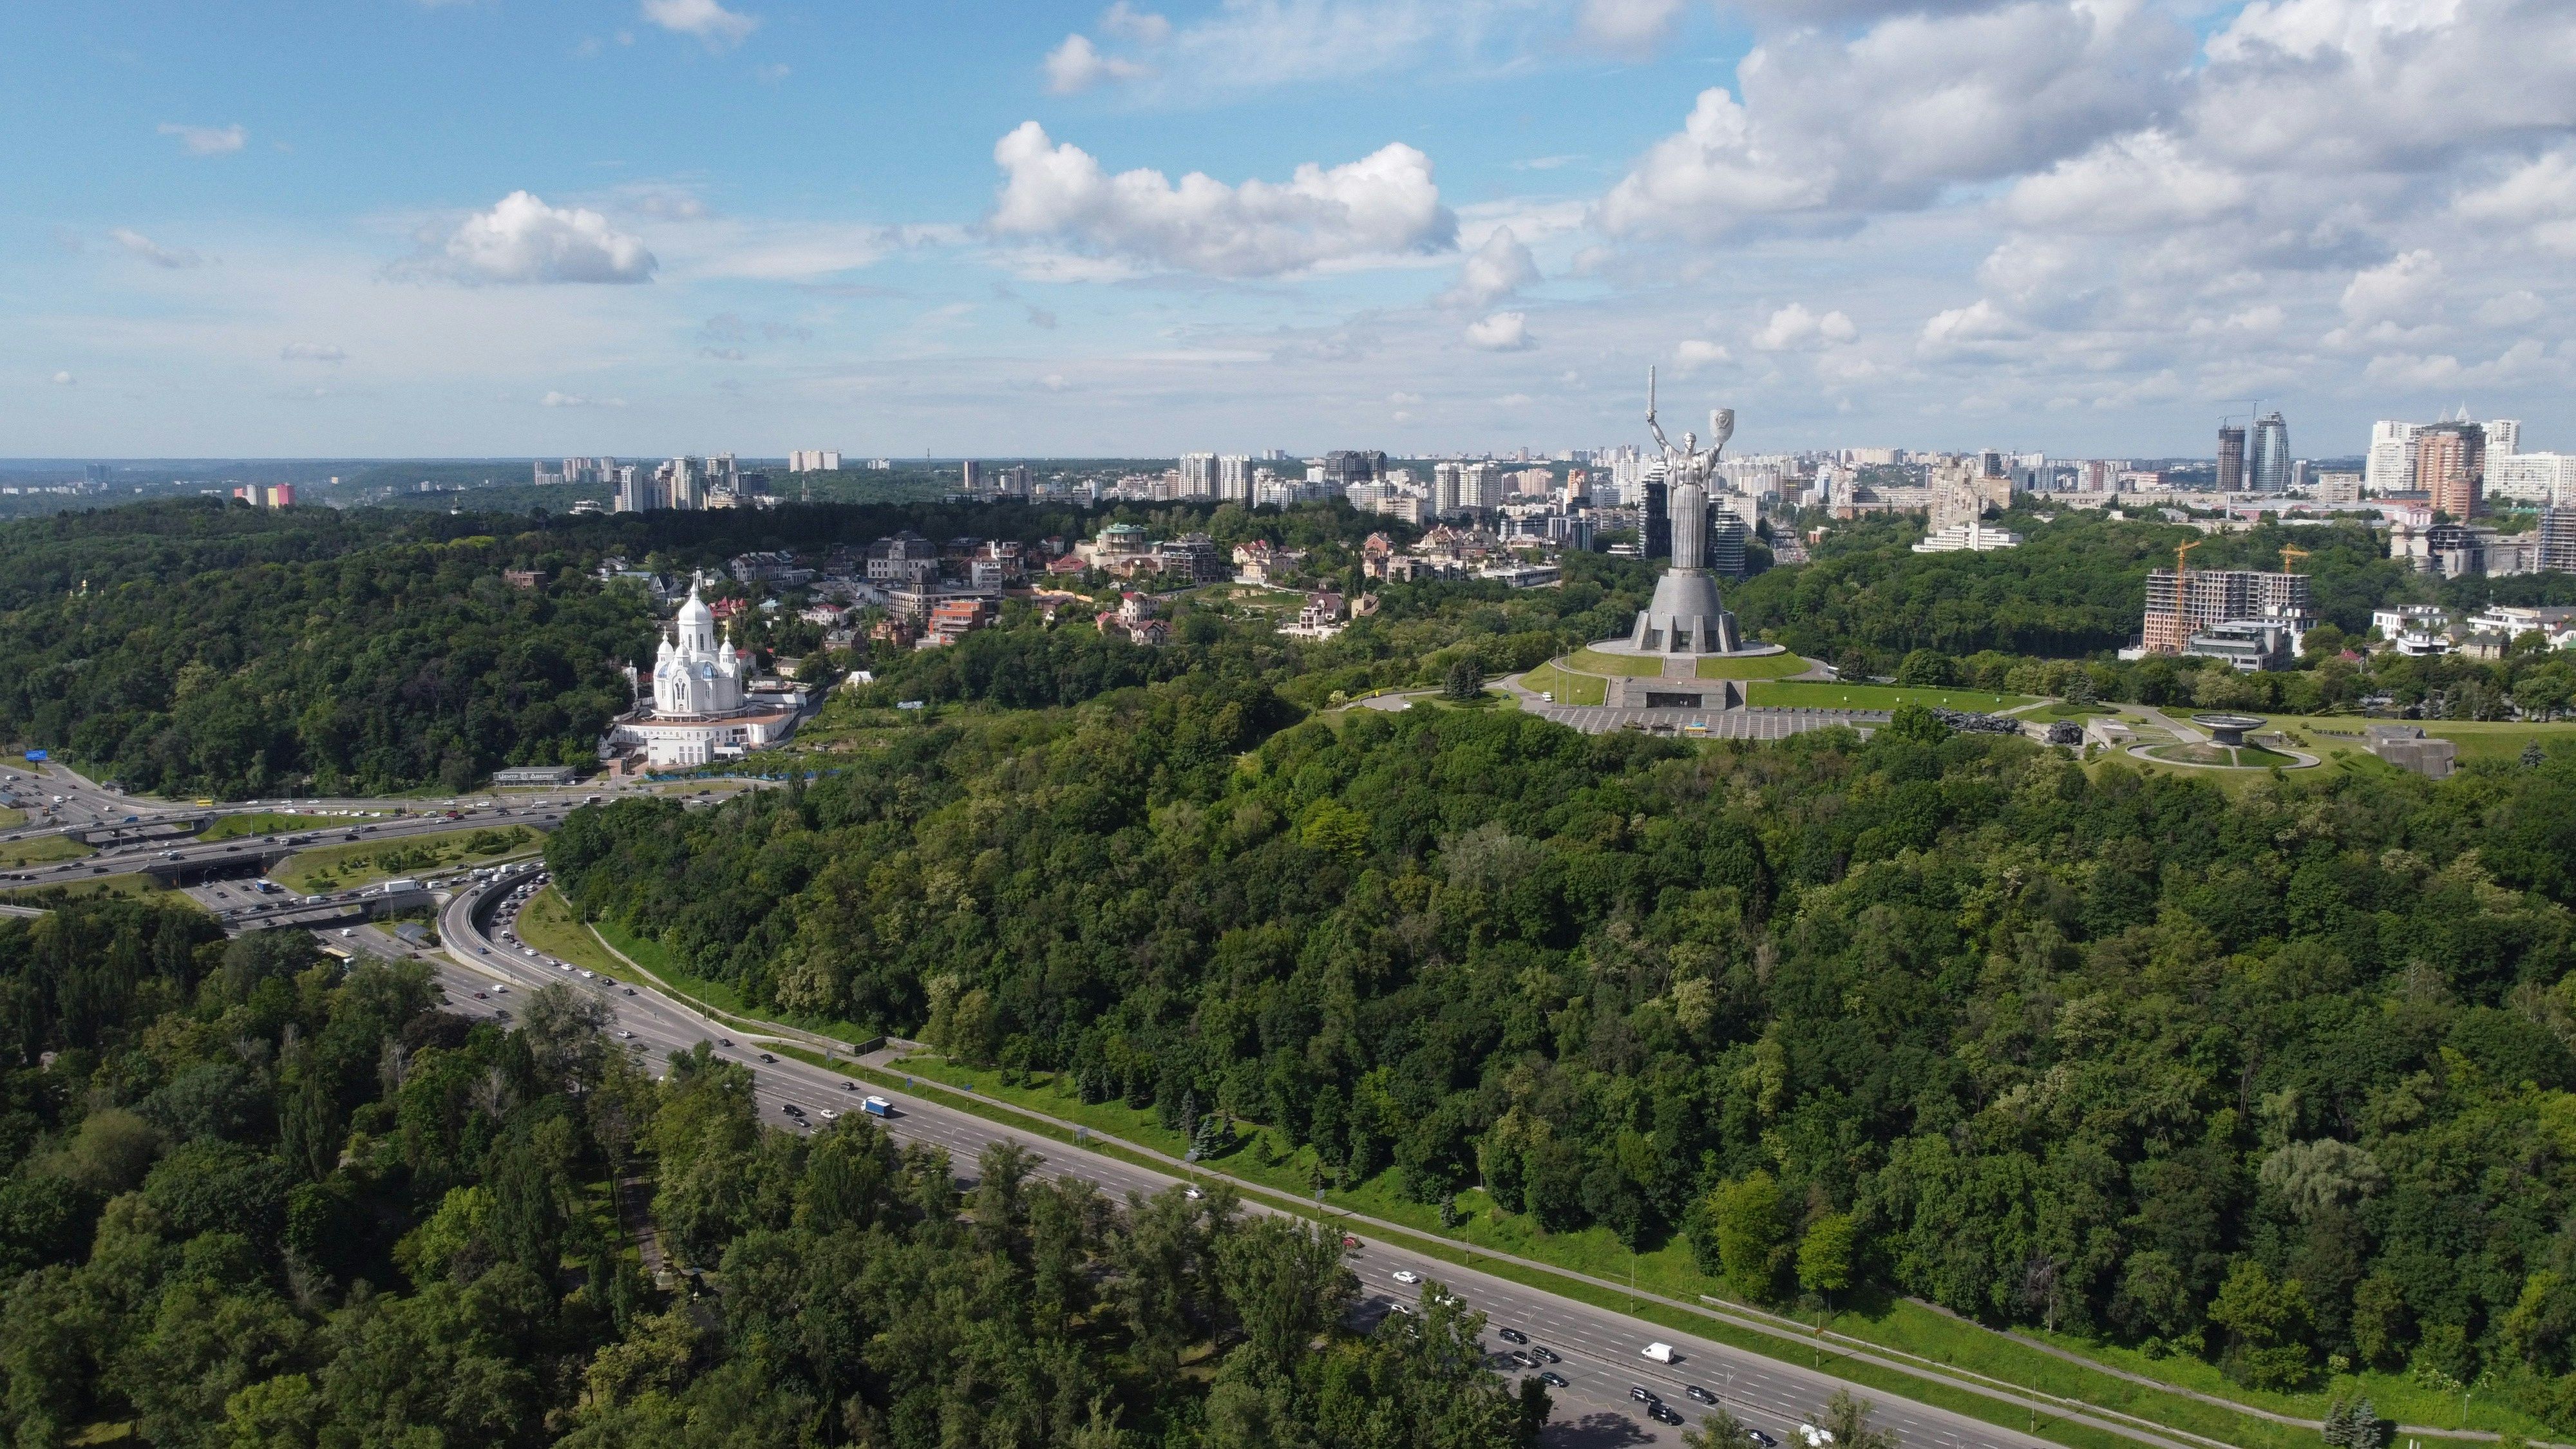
[
  {"x1": 960, "y1": 460, "x2": 985, "y2": 494},
  {"x1": 2542, "y1": 509, "x2": 2576, "y2": 574},
  {"x1": 2216, "y1": 423, "x2": 2248, "y2": 492},
  {"x1": 1178, "y1": 452, "x2": 1218, "y2": 500},
  {"x1": 1323, "y1": 450, "x2": 1386, "y2": 486},
  {"x1": 2486, "y1": 419, "x2": 2521, "y2": 457},
  {"x1": 2249, "y1": 412, "x2": 2290, "y2": 493},
  {"x1": 788, "y1": 450, "x2": 842, "y2": 473},
  {"x1": 1708, "y1": 513, "x2": 1750, "y2": 579},
  {"x1": 1459, "y1": 462, "x2": 1502, "y2": 514},
  {"x1": 2365, "y1": 421, "x2": 2420, "y2": 494},
  {"x1": 1432, "y1": 462, "x2": 1461, "y2": 518},
  {"x1": 2490, "y1": 453, "x2": 2576, "y2": 506},
  {"x1": 2416, "y1": 422, "x2": 2485, "y2": 519},
  {"x1": 1217, "y1": 455, "x2": 1252, "y2": 502}
]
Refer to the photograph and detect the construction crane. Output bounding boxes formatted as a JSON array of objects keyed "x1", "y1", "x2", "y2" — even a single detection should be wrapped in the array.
[
  {"x1": 2278, "y1": 544, "x2": 2311, "y2": 573},
  {"x1": 2174, "y1": 537, "x2": 2204, "y2": 625}
]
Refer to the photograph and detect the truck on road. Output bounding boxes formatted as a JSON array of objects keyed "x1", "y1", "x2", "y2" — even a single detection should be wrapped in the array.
[{"x1": 862, "y1": 1095, "x2": 894, "y2": 1117}]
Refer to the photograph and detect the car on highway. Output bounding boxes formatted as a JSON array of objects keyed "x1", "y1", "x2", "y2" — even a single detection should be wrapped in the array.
[
  {"x1": 1497, "y1": 1327, "x2": 1528, "y2": 1344},
  {"x1": 1507, "y1": 1350, "x2": 1535, "y2": 1368},
  {"x1": 1799, "y1": 1425, "x2": 1833, "y2": 1446},
  {"x1": 718, "y1": 1037, "x2": 733, "y2": 1047},
  {"x1": 1537, "y1": 1372, "x2": 1568, "y2": 1389},
  {"x1": 1686, "y1": 1385, "x2": 1718, "y2": 1405},
  {"x1": 1629, "y1": 1386, "x2": 1658, "y2": 1404},
  {"x1": 818, "y1": 1107, "x2": 838, "y2": 1120},
  {"x1": 781, "y1": 1104, "x2": 804, "y2": 1117},
  {"x1": 1525, "y1": 1346, "x2": 1558, "y2": 1364},
  {"x1": 477, "y1": 947, "x2": 489, "y2": 954},
  {"x1": 617, "y1": 1030, "x2": 634, "y2": 1039},
  {"x1": 1182, "y1": 1186, "x2": 1203, "y2": 1200},
  {"x1": 1748, "y1": 1431, "x2": 1777, "y2": 1447},
  {"x1": 1648, "y1": 1403, "x2": 1684, "y2": 1426},
  {"x1": 623, "y1": 987, "x2": 637, "y2": 996},
  {"x1": 1390, "y1": 1269, "x2": 1421, "y2": 1285},
  {"x1": 758, "y1": 1052, "x2": 777, "y2": 1063}
]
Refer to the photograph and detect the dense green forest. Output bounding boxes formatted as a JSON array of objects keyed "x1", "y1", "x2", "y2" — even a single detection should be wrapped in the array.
[
  {"x1": 549, "y1": 677, "x2": 2576, "y2": 1424},
  {"x1": 0, "y1": 900, "x2": 1543, "y2": 1446},
  {"x1": 1729, "y1": 511, "x2": 2413, "y2": 669}
]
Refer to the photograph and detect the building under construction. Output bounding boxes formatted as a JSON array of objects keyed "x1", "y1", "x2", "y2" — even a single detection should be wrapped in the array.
[{"x1": 2141, "y1": 564, "x2": 2313, "y2": 655}]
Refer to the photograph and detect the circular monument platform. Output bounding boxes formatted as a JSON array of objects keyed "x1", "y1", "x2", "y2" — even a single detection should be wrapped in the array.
[
  {"x1": 1584, "y1": 636, "x2": 1788, "y2": 660},
  {"x1": 2192, "y1": 714, "x2": 2268, "y2": 747}
]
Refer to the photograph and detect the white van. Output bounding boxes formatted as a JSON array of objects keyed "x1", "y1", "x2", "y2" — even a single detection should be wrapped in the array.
[{"x1": 1640, "y1": 1343, "x2": 1676, "y2": 1364}]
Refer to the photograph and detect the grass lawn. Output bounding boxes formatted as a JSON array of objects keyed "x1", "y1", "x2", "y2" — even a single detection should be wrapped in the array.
[
  {"x1": 2029, "y1": 703, "x2": 2116, "y2": 722},
  {"x1": 2248, "y1": 714, "x2": 2576, "y2": 764},
  {"x1": 0, "y1": 834, "x2": 93, "y2": 869},
  {"x1": 511, "y1": 886, "x2": 630, "y2": 979},
  {"x1": 1694, "y1": 652, "x2": 1815, "y2": 681},
  {"x1": 590, "y1": 915, "x2": 877, "y2": 1045},
  {"x1": 0, "y1": 873, "x2": 196, "y2": 907},
  {"x1": 2142, "y1": 741, "x2": 2302, "y2": 768},
  {"x1": 865, "y1": 1051, "x2": 2541, "y2": 1449},
  {"x1": 0, "y1": 806, "x2": 23, "y2": 829},
  {"x1": 1566, "y1": 647, "x2": 1670, "y2": 676},
  {"x1": 1519, "y1": 661, "x2": 1607, "y2": 706},
  {"x1": 202, "y1": 811, "x2": 319, "y2": 841},
  {"x1": 271, "y1": 824, "x2": 540, "y2": 895},
  {"x1": 1747, "y1": 681, "x2": 2038, "y2": 713}
]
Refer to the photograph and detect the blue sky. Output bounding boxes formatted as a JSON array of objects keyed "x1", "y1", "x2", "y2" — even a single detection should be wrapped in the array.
[{"x1": 8, "y1": 0, "x2": 2574, "y2": 460}]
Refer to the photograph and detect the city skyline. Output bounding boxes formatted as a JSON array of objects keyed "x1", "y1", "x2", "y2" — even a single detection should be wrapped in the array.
[{"x1": 9, "y1": 1, "x2": 2575, "y2": 459}]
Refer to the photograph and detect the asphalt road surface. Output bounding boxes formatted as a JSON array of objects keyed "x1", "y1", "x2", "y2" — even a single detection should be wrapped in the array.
[{"x1": 420, "y1": 870, "x2": 2054, "y2": 1449}]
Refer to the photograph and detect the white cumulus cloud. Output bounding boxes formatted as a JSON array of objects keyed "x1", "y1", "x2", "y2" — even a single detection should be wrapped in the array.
[
  {"x1": 1441, "y1": 227, "x2": 1538, "y2": 307},
  {"x1": 1672, "y1": 339, "x2": 1732, "y2": 374},
  {"x1": 988, "y1": 122, "x2": 1455, "y2": 278},
  {"x1": 540, "y1": 391, "x2": 627, "y2": 408},
  {"x1": 639, "y1": 0, "x2": 757, "y2": 46},
  {"x1": 431, "y1": 192, "x2": 657, "y2": 284},
  {"x1": 1598, "y1": 1, "x2": 2184, "y2": 238},
  {"x1": 1751, "y1": 303, "x2": 1858, "y2": 350},
  {"x1": 2005, "y1": 130, "x2": 2250, "y2": 233},
  {"x1": 1044, "y1": 34, "x2": 1152, "y2": 94},
  {"x1": 2339, "y1": 249, "x2": 2443, "y2": 326},
  {"x1": 51, "y1": 372, "x2": 74, "y2": 386},
  {"x1": 1466, "y1": 311, "x2": 1531, "y2": 350},
  {"x1": 1577, "y1": 0, "x2": 1685, "y2": 54},
  {"x1": 158, "y1": 122, "x2": 246, "y2": 156},
  {"x1": 279, "y1": 343, "x2": 347, "y2": 363}
]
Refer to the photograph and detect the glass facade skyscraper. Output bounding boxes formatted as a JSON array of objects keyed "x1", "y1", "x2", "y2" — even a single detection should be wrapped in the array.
[{"x1": 2249, "y1": 412, "x2": 2290, "y2": 493}]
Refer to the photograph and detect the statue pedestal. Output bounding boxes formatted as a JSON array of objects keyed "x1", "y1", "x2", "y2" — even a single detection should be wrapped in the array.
[{"x1": 1611, "y1": 568, "x2": 1752, "y2": 656}]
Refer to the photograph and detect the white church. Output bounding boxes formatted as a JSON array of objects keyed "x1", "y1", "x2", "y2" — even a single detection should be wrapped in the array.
[{"x1": 607, "y1": 576, "x2": 804, "y2": 768}]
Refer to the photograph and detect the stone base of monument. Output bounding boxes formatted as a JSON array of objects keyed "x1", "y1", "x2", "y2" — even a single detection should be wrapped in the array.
[{"x1": 1598, "y1": 675, "x2": 1748, "y2": 710}]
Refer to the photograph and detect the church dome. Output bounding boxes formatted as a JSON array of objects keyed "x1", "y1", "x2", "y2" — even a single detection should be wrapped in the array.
[{"x1": 676, "y1": 581, "x2": 714, "y2": 631}]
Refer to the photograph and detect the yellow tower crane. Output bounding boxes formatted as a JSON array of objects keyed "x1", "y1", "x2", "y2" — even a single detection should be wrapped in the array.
[
  {"x1": 2279, "y1": 544, "x2": 2311, "y2": 573},
  {"x1": 2172, "y1": 538, "x2": 2204, "y2": 634}
]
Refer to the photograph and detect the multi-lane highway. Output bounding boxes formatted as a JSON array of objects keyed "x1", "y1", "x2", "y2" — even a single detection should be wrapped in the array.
[{"x1": 422, "y1": 867, "x2": 2070, "y2": 1449}]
